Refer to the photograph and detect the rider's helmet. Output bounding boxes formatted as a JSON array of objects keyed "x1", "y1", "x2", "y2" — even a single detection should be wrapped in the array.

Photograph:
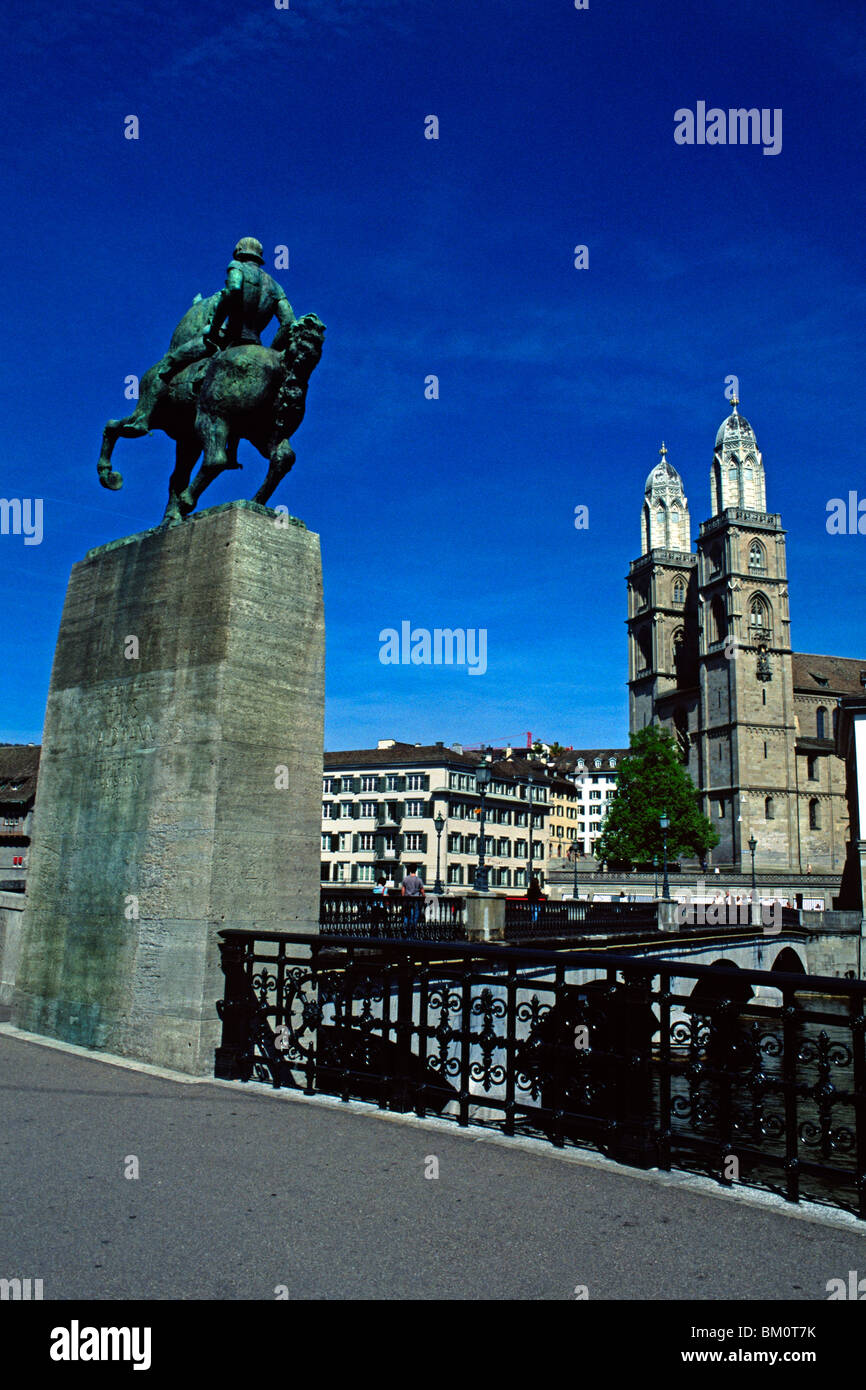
[{"x1": 233, "y1": 237, "x2": 265, "y2": 265}]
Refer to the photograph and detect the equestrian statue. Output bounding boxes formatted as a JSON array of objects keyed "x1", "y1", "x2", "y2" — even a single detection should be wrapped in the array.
[{"x1": 98, "y1": 237, "x2": 325, "y2": 522}]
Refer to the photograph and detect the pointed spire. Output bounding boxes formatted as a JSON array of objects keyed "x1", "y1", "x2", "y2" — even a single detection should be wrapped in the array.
[{"x1": 659, "y1": 441, "x2": 668, "y2": 458}]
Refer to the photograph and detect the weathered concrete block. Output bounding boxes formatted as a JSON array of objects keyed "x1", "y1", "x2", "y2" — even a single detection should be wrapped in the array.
[{"x1": 13, "y1": 501, "x2": 324, "y2": 1074}]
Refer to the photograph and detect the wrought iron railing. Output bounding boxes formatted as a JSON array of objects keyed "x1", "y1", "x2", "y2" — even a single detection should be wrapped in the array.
[
  {"x1": 319, "y1": 889, "x2": 465, "y2": 940},
  {"x1": 216, "y1": 932, "x2": 866, "y2": 1218},
  {"x1": 504, "y1": 899, "x2": 658, "y2": 937}
]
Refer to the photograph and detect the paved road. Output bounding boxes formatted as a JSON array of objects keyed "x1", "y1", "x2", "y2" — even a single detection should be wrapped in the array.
[{"x1": 1, "y1": 1031, "x2": 865, "y2": 1301}]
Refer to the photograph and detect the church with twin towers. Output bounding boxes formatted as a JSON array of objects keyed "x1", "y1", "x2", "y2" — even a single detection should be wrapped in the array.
[{"x1": 626, "y1": 395, "x2": 864, "y2": 875}]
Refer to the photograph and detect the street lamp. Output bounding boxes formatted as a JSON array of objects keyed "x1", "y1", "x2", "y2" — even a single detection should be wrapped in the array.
[
  {"x1": 526, "y1": 773, "x2": 534, "y2": 890},
  {"x1": 660, "y1": 811, "x2": 671, "y2": 900},
  {"x1": 433, "y1": 811, "x2": 446, "y2": 895},
  {"x1": 748, "y1": 833, "x2": 757, "y2": 899},
  {"x1": 473, "y1": 760, "x2": 492, "y2": 892},
  {"x1": 568, "y1": 842, "x2": 579, "y2": 899},
  {"x1": 653, "y1": 853, "x2": 659, "y2": 898}
]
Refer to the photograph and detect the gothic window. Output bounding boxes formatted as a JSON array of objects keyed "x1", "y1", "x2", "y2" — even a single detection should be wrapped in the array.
[
  {"x1": 807, "y1": 755, "x2": 818, "y2": 781},
  {"x1": 749, "y1": 596, "x2": 771, "y2": 633},
  {"x1": 672, "y1": 578, "x2": 686, "y2": 605},
  {"x1": 765, "y1": 796, "x2": 775, "y2": 820},
  {"x1": 636, "y1": 626, "x2": 652, "y2": 671},
  {"x1": 709, "y1": 546, "x2": 722, "y2": 575},
  {"x1": 748, "y1": 540, "x2": 765, "y2": 573},
  {"x1": 816, "y1": 706, "x2": 827, "y2": 739},
  {"x1": 729, "y1": 466, "x2": 738, "y2": 481},
  {"x1": 809, "y1": 798, "x2": 821, "y2": 831},
  {"x1": 744, "y1": 466, "x2": 754, "y2": 482},
  {"x1": 673, "y1": 629, "x2": 688, "y2": 688},
  {"x1": 833, "y1": 707, "x2": 839, "y2": 738},
  {"x1": 710, "y1": 595, "x2": 727, "y2": 644}
]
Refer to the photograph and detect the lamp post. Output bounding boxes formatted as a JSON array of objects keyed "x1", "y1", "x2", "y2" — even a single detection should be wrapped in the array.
[
  {"x1": 473, "y1": 760, "x2": 491, "y2": 892},
  {"x1": 660, "y1": 812, "x2": 671, "y2": 900},
  {"x1": 433, "y1": 811, "x2": 446, "y2": 895},
  {"x1": 526, "y1": 773, "x2": 534, "y2": 891},
  {"x1": 568, "y1": 843, "x2": 579, "y2": 899},
  {"x1": 748, "y1": 833, "x2": 757, "y2": 898},
  {"x1": 653, "y1": 853, "x2": 659, "y2": 898}
]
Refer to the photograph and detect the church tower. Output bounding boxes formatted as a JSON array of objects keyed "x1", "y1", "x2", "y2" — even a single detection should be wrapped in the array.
[
  {"x1": 627, "y1": 444, "x2": 699, "y2": 763},
  {"x1": 693, "y1": 397, "x2": 798, "y2": 869}
]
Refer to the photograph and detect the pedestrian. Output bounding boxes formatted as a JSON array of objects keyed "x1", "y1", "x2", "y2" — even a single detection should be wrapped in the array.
[
  {"x1": 372, "y1": 874, "x2": 387, "y2": 925},
  {"x1": 401, "y1": 864, "x2": 425, "y2": 928},
  {"x1": 527, "y1": 875, "x2": 543, "y2": 923}
]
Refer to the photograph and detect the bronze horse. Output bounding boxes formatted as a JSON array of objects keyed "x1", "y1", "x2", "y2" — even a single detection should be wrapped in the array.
[{"x1": 98, "y1": 296, "x2": 325, "y2": 522}]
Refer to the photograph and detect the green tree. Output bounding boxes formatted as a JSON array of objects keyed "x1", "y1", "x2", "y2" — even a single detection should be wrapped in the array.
[{"x1": 595, "y1": 725, "x2": 718, "y2": 867}]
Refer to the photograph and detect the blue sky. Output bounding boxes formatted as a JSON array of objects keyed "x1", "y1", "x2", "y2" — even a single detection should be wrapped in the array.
[{"x1": 2, "y1": 0, "x2": 865, "y2": 750}]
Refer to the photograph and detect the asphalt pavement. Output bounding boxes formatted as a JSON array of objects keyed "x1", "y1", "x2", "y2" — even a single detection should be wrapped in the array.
[{"x1": 1, "y1": 1029, "x2": 865, "y2": 1301}]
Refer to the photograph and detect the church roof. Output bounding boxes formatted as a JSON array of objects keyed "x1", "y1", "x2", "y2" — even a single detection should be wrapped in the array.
[
  {"x1": 644, "y1": 453, "x2": 684, "y2": 496},
  {"x1": 715, "y1": 404, "x2": 756, "y2": 450},
  {"x1": 792, "y1": 653, "x2": 866, "y2": 697}
]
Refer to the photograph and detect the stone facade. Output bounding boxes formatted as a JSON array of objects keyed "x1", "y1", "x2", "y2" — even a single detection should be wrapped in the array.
[
  {"x1": 13, "y1": 501, "x2": 324, "y2": 1073},
  {"x1": 627, "y1": 403, "x2": 864, "y2": 873},
  {"x1": 322, "y1": 741, "x2": 549, "y2": 891}
]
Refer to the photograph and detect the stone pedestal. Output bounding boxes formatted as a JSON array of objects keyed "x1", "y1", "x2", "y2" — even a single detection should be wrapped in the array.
[{"x1": 13, "y1": 501, "x2": 324, "y2": 1074}]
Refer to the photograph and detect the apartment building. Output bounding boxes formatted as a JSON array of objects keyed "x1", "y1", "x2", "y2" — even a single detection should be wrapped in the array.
[{"x1": 321, "y1": 740, "x2": 550, "y2": 891}]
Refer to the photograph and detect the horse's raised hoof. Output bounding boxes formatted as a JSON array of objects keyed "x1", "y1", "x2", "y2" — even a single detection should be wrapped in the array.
[{"x1": 98, "y1": 468, "x2": 124, "y2": 491}]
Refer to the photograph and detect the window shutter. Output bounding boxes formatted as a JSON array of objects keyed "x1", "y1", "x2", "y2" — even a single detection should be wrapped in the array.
[
  {"x1": 421, "y1": 833, "x2": 428, "y2": 852},
  {"x1": 395, "y1": 833, "x2": 403, "y2": 855},
  {"x1": 352, "y1": 802, "x2": 359, "y2": 819},
  {"x1": 396, "y1": 800, "x2": 405, "y2": 820},
  {"x1": 423, "y1": 774, "x2": 430, "y2": 791},
  {"x1": 352, "y1": 834, "x2": 359, "y2": 853},
  {"x1": 398, "y1": 775, "x2": 407, "y2": 792},
  {"x1": 332, "y1": 777, "x2": 342, "y2": 794},
  {"x1": 377, "y1": 776, "x2": 385, "y2": 793}
]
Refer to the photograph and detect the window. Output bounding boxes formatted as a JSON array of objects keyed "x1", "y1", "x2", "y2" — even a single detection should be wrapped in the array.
[
  {"x1": 765, "y1": 796, "x2": 775, "y2": 820},
  {"x1": 338, "y1": 832, "x2": 352, "y2": 851},
  {"x1": 357, "y1": 864, "x2": 375, "y2": 883},
  {"x1": 748, "y1": 540, "x2": 765, "y2": 573},
  {"x1": 448, "y1": 864, "x2": 464, "y2": 885},
  {"x1": 359, "y1": 833, "x2": 375, "y2": 851},
  {"x1": 514, "y1": 839, "x2": 528, "y2": 858},
  {"x1": 385, "y1": 774, "x2": 400, "y2": 790},
  {"x1": 809, "y1": 799, "x2": 821, "y2": 831},
  {"x1": 405, "y1": 800, "x2": 425, "y2": 817},
  {"x1": 673, "y1": 578, "x2": 686, "y2": 605},
  {"x1": 322, "y1": 802, "x2": 334, "y2": 820},
  {"x1": 321, "y1": 833, "x2": 332, "y2": 851},
  {"x1": 322, "y1": 778, "x2": 333, "y2": 794},
  {"x1": 360, "y1": 775, "x2": 377, "y2": 792},
  {"x1": 497, "y1": 838, "x2": 510, "y2": 856},
  {"x1": 340, "y1": 801, "x2": 353, "y2": 818},
  {"x1": 334, "y1": 862, "x2": 349, "y2": 883},
  {"x1": 749, "y1": 596, "x2": 769, "y2": 630},
  {"x1": 717, "y1": 801, "x2": 725, "y2": 819},
  {"x1": 710, "y1": 595, "x2": 727, "y2": 643},
  {"x1": 594, "y1": 758, "x2": 602, "y2": 768},
  {"x1": 816, "y1": 707, "x2": 827, "y2": 740},
  {"x1": 807, "y1": 755, "x2": 818, "y2": 781},
  {"x1": 589, "y1": 790, "x2": 601, "y2": 800},
  {"x1": 609, "y1": 758, "x2": 617, "y2": 768},
  {"x1": 405, "y1": 832, "x2": 425, "y2": 851},
  {"x1": 359, "y1": 800, "x2": 377, "y2": 817},
  {"x1": 406, "y1": 773, "x2": 426, "y2": 790},
  {"x1": 448, "y1": 833, "x2": 463, "y2": 853}
]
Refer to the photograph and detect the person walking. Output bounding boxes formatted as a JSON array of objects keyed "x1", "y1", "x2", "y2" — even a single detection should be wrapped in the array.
[{"x1": 401, "y1": 865, "x2": 425, "y2": 929}]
